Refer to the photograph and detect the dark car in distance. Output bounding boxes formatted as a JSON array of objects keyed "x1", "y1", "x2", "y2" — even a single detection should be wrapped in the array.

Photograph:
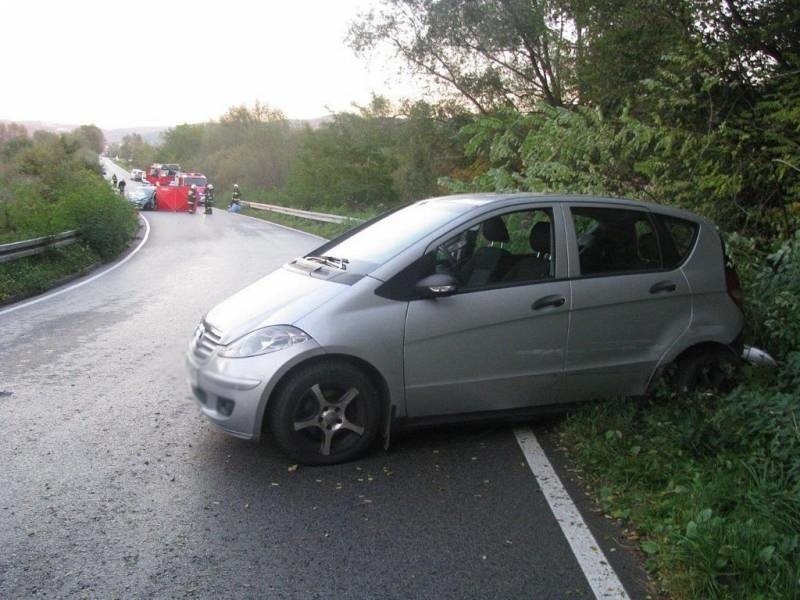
[{"x1": 125, "y1": 184, "x2": 157, "y2": 210}]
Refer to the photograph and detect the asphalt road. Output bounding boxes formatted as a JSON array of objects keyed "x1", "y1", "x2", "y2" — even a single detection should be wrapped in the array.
[{"x1": 0, "y1": 162, "x2": 650, "y2": 598}]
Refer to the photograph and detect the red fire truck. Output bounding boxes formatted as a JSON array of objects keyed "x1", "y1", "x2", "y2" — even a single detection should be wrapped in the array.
[
  {"x1": 145, "y1": 163, "x2": 181, "y2": 186},
  {"x1": 153, "y1": 172, "x2": 209, "y2": 212}
]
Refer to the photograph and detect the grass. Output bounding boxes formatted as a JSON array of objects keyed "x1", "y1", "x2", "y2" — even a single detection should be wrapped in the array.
[
  {"x1": 240, "y1": 206, "x2": 361, "y2": 240},
  {"x1": 558, "y1": 385, "x2": 800, "y2": 599},
  {"x1": 0, "y1": 243, "x2": 100, "y2": 304}
]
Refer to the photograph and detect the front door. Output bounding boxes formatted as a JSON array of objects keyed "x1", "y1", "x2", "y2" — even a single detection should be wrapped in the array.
[{"x1": 403, "y1": 205, "x2": 571, "y2": 417}]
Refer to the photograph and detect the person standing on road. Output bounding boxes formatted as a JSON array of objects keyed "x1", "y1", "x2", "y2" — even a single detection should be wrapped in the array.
[
  {"x1": 187, "y1": 184, "x2": 197, "y2": 214},
  {"x1": 111, "y1": 173, "x2": 117, "y2": 187},
  {"x1": 117, "y1": 179, "x2": 126, "y2": 195},
  {"x1": 228, "y1": 183, "x2": 241, "y2": 213},
  {"x1": 204, "y1": 184, "x2": 215, "y2": 214}
]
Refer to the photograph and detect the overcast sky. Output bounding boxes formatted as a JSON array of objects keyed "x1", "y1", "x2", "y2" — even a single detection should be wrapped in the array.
[{"x1": 2, "y1": 0, "x2": 420, "y2": 129}]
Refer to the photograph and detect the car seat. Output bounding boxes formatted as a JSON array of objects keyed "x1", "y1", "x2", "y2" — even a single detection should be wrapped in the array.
[
  {"x1": 461, "y1": 216, "x2": 511, "y2": 288},
  {"x1": 504, "y1": 221, "x2": 552, "y2": 282}
]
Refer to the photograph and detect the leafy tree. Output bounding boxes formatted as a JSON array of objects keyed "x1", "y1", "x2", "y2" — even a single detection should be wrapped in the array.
[
  {"x1": 349, "y1": 0, "x2": 577, "y2": 111},
  {"x1": 158, "y1": 124, "x2": 205, "y2": 165},
  {"x1": 287, "y1": 112, "x2": 400, "y2": 211},
  {"x1": 567, "y1": 0, "x2": 691, "y2": 110},
  {"x1": 285, "y1": 96, "x2": 469, "y2": 211},
  {"x1": 118, "y1": 133, "x2": 157, "y2": 168},
  {"x1": 0, "y1": 122, "x2": 28, "y2": 144},
  {"x1": 72, "y1": 124, "x2": 105, "y2": 154}
]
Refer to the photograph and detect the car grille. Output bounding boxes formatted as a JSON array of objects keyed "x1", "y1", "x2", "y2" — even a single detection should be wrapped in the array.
[{"x1": 193, "y1": 322, "x2": 223, "y2": 360}]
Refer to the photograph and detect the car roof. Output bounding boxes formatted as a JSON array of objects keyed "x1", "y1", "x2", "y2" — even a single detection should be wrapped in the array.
[{"x1": 419, "y1": 193, "x2": 708, "y2": 224}]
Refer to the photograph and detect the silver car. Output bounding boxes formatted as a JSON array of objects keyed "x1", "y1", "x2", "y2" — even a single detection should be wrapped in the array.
[{"x1": 186, "y1": 194, "x2": 744, "y2": 464}]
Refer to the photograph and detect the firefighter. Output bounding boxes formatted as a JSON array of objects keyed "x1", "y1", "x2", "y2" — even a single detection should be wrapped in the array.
[
  {"x1": 117, "y1": 179, "x2": 126, "y2": 195},
  {"x1": 187, "y1": 184, "x2": 197, "y2": 214},
  {"x1": 204, "y1": 184, "x2": 215, "y2": 214},
  {"x1": 229, "y1": 183, "x2": 242, "y2": 212}
]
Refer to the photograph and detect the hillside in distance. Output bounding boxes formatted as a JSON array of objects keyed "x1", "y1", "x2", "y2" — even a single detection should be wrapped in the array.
[{"x1": 1, "y1": 116, "x2": 334, "y2": 147}]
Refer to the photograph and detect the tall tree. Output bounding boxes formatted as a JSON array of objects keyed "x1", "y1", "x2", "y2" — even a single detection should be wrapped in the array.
[
  {"x1": 349, "y1": 0, "x2": 577, "y2": 112},
  {"x1": 73, "y1": 124, "x2": 105, "y2": 155}
]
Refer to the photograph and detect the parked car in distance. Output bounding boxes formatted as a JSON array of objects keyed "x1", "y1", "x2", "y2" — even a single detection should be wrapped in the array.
[
  {"x1": 186, "y1": 194, "x2": 746, "y2": 465},
  {"x1": 130, "y1": 169, "x2": 144, "y2": 182},
  {"x1": 125, "y1": 183, "x2": 157, "y2": 210}
]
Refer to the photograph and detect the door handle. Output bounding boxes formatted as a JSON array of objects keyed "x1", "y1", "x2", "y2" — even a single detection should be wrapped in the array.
[
  {"x1": 532, "y1": 295, "x2": 566, "y2": 310},
  {"x1": 650, "y1": 280, "x2": 677, "y2": 294}
]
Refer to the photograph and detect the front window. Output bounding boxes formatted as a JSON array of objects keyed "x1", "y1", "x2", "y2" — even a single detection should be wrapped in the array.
[
  {"x1": 423, "y1": 208, "x2": 555, "y2": 291},
  {"x1": 183, "y1": 177, "x2": 207, "y2": 187}
]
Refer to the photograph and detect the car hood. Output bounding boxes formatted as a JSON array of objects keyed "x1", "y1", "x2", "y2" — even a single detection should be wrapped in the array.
[{"x1": 204, "y1": 266, "x2": 350, "y2": 345}]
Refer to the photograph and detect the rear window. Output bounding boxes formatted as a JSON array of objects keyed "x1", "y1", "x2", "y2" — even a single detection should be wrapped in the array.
[{"x1": 654, "y1": 215, "x2": 698, "y2": 268}]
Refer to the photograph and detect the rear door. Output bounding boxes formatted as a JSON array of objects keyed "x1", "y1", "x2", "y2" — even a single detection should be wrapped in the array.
[
  {"x1": 562, "y1": 204, "x2": 692, "y2": 400},
  {"x1": 403, "y1": 204, "x2": 571, "y2": 417}
]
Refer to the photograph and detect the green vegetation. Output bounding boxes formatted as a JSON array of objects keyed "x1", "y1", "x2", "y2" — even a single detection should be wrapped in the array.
[
  {"x1": 559, "y1": 231, "x2": 800, "y2": 598},
  {"x1": 0, "y1": 243, "x2": 100, "y2": 304},
  {"x1": 116, "y1": 98, "x2": 469, "y2": 215},
  {"x1": 0, "y1": 124, "x2": 138, "y2": 300},
  {"x1": 560, "y1": 386, "x2": 800, "y2": 598}
]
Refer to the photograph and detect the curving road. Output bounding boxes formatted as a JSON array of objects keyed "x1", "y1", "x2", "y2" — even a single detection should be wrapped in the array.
[{"x1": 0, "y1": 161, "x2": 649, "y2": 598}]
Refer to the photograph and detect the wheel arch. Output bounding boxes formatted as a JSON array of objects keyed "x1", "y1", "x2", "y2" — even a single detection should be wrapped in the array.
[
  {"x1": 260, "y1": 353, "x2": 393, "y2": 439},
  {"x1": 646, "y1": 339, "x2": 741, "y2": 393}
]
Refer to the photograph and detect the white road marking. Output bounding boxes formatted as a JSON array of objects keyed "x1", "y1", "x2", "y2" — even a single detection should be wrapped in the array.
[
  {"x1": 514, "y1": 427, "x2": 630, "y2": 600},
  {"x1": 0, "y1": 215, "x2": 151, "y2": 317}
]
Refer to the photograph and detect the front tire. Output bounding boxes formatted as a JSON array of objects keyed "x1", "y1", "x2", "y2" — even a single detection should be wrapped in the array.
[{"x1": 269, "y1": 362, "x2": 380, "y2": 465}]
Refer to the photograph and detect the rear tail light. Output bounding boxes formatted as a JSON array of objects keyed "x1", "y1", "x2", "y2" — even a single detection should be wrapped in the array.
[{"x1": 726, "y1": 266, "x2": 744, "y2": 311}]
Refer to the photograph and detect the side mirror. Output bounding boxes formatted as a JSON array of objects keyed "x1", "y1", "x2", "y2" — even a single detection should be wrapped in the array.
[{"x1": 415, "y1": 273, "x2": 458, "y2": 299}]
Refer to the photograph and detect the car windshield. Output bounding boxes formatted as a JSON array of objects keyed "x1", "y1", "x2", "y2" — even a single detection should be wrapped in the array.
[
  {"x1": 307, "y1": 201, "x2": 466, "y2": 272},
  {"x1": 127, "y1": 189, "x2": 151, "y2": 201},
  {"x1": 183, "y1": 177, "x2": 206, "y2": 186}
]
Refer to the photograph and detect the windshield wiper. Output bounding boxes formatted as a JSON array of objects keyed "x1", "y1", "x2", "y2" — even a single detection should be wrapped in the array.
[{"x1": 303, "y1": 255, "x2": 350, "y2": 270}]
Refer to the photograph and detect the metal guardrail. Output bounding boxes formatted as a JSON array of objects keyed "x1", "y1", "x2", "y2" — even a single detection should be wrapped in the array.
[
  {"x1": 242, "y1": 201, "x2": 365, "y2": 225},
  {"x1": 0, "y1": 230, "x2": 80, "y2": 263}
]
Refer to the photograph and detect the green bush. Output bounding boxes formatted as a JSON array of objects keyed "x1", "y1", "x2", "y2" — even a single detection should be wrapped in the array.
[
  {"x1": 561, "y1": 389, "x2": 800, "y2": 599},
  {"x1": 1, "y1": 128, "x2": 138, "y2": 305},
  {"x1": 64, "y1": 173, "x2": 138, "y2": 261},
  {"x1": 738, "y1": 230, "x2": 800, "y2": 359},
  {"x1": 0, "y1": 243, "x2": 100, "y2": 303},
  {"x1": 560, "y1": 230, "x2": 800, "y2": 598}
]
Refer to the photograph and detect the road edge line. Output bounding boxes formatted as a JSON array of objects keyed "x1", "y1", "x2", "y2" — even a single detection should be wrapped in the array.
[
  {"x1": 0, "y1": 214, "x2": 151, "y2": 317},
  {"x1": 513, "y1": 427, "x2": 630, "y2": 600}
]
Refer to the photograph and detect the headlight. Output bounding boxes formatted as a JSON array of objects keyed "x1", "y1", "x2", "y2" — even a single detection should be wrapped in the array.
[{"x1": 219, "y1": 325, "x2": 311, "y2": 358}]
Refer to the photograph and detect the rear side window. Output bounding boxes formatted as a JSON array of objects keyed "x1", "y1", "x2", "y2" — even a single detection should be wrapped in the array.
[
  {"x1": 571, "y1": 207, "x2": 661, "y2": 275},
  {"x1": 654, "y1": 215, "x2": 699, "y2": 268}
]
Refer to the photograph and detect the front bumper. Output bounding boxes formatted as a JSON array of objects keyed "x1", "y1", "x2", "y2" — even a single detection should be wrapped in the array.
[{"x1": 185, "y1": 338, "x2": 323, "y2": 440}]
